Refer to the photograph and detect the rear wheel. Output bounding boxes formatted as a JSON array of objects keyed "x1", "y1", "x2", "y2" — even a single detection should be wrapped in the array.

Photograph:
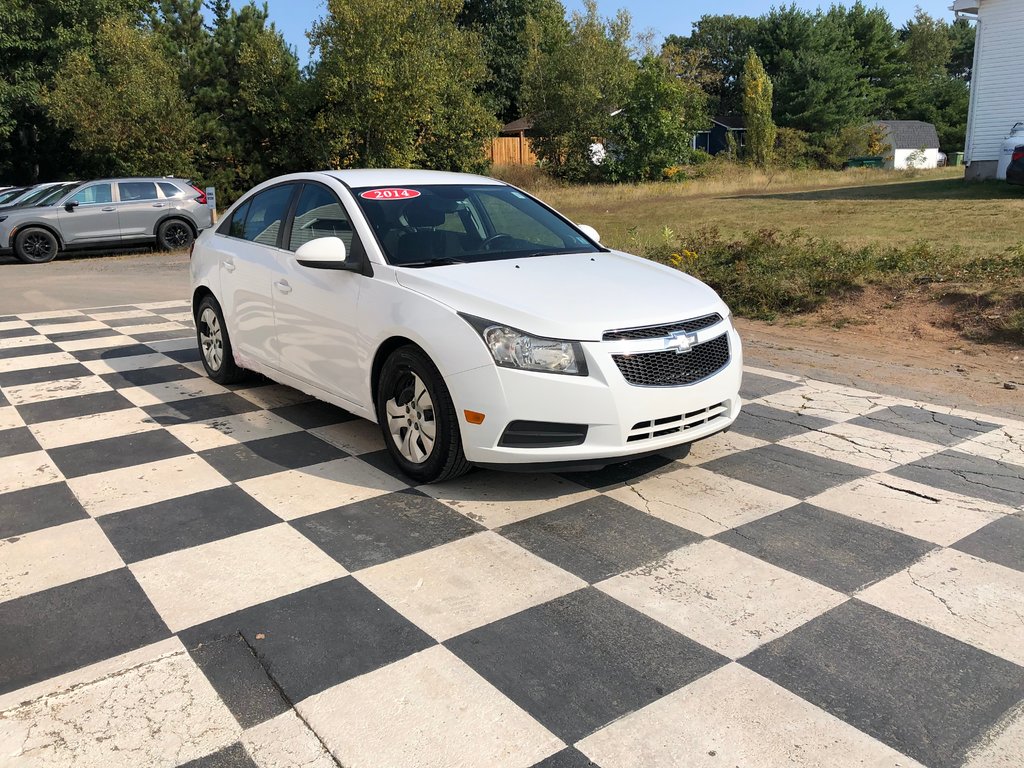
[
  {"x1": 158, "y1": 219, "x2": 194, "y2": 251},
  {"x1": 376, "y1": 346, "x2": 470, "y2": 483},
  {"x1": 195, "y1": 296, "x2": 246, "y2": 384},
  {"x1": 14, "y1": 228, "x2": 58, "y2": 264}
]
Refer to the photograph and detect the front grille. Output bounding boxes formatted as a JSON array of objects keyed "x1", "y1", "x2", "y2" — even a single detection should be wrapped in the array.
[
  {"x1": 603, "y1": 313, "x2": 722, "y2": 341},
  {"x1": 627, "y1": 402, "x2": 728, "y2": 442},
  {"x1": 613, "y1": 334, "x2": 730, "y2": 387}
]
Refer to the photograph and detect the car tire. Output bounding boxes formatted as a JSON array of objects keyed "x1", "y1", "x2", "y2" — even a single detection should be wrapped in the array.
[
  {"x1": 376, "y1": 345, "x2": 471, "y2": 483},
  {"x1": 158, "y1": 219, "x2": 194, "y2": 251},
  {"x1": 195, "y1": 295, "x2": 246, "y2": 384},
  {"x1": 13, "y1": 227, "x2": 58, "y2": 264}
]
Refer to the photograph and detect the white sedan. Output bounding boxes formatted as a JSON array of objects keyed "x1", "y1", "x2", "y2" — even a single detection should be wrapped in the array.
[{"x1": 189, "y1": 170, "x2": 742, "y2": 482}]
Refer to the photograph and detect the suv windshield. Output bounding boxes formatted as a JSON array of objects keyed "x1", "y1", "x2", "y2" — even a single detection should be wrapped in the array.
[
  {"x1": 13, "y1": 184, "x2": 75, "y2": 208},
  {"x1": 352, "y1": 184, "x2": 601, "y2": 267},
  {"x1": 33, "y1": 183, "x2": 80, "y2": 207}
]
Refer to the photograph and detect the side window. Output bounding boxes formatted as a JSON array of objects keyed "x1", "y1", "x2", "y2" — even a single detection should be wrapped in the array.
[
  {"x1": 288, "y1": 184, "x2": 352, "y2": 252},
  {"x1": 228, "y1": 200, "x2": 252, "y2": 239},
  {"x1": 158, "y1": 182, "x2": 183, "y2": 198},
  {"x1": 68, "y1": 184, "x2": 112, "y2": 205},
  {"x1": 118, "y1": 181, "x2": 158, "y2": 202},
  {"x1": 478, "y1": 193, "x2": 563, "y2": 248},
  {"x1": 242, "y1": 185, "x2": 294, "y2": 246}
]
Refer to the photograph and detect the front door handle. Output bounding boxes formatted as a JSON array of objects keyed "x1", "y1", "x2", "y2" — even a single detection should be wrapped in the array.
[
  {"x1": 274, "y1": 280, "x2": 292, "y2": 294},
  {"x1": 223, "y1": 260, "x2": 236, "y2": 272},
  {"x1": 101, "y1": 206, "x2": 116, "y2": 212}
]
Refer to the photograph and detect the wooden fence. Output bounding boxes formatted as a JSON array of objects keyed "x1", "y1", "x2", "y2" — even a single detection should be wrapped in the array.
[{"x1": 488, "y1": 135, "x2": 537, "y2": 166}]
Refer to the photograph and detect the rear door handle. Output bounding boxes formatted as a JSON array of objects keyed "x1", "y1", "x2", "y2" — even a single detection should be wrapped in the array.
[
  {"x1": 223, "y1": 260, "x2": 236, "y2": 272},
  {"x1": 152, "y1": 202, "x2": 168, "y2": 208},
  {"x1": 101, "y1": 206, "x2": 116, "y2": 211},
  {"x1": 275, "y1": 280, "x2": 292, "y2": 294}
]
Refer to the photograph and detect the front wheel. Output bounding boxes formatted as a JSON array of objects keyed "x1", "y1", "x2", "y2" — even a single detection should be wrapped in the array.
[
  {"x1": 14, "y1": 227, "x2": 58, "y2": 264},
  {"x1": 195, "y1": 296, "x2": 246, "y2": 384},
  {"x1": 376, "y1": 346, "x2": 470, "y2": 483}
]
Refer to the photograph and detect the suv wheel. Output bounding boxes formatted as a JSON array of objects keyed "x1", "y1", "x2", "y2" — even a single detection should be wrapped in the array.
[
  {"x1": 376, "y1": 345, "x2": 471, "y2": 483},
  {"x1": 195, "y1": 296, "x2": 246, "y2": 384},
  {"x1": 158, "y1": 219, "x2": 194, "y2": 251},
  {"x1": 14, "y1": 228, "x2": 58, "y2": 264}
]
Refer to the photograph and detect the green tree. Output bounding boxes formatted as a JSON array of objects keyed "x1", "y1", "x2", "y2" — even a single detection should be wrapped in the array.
[
  {"x1": 741, "y1": 49, "x2": 775, "y2": 166},
  {"x1": 44, "y1": 17, "x2": 197, "y2": 177},
  {"x1": 307, "y1": 0, "x2": 496, "y2": 171},
  {"x1": 520, "y1": 0, "x2": 634, "y2": 181},
  {"x1": 606, "y1": 54, "x2": 708, "y2": 181}
]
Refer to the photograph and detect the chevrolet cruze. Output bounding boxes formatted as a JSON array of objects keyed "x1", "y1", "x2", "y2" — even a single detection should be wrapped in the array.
[{"x1": 190, "y1": 170, "x2": 742, "y2": 482}]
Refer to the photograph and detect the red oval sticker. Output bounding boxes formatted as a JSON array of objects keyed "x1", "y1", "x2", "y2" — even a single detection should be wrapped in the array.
[{"x1": 359, "y1": 188, "x2": 421, "y2": 201}]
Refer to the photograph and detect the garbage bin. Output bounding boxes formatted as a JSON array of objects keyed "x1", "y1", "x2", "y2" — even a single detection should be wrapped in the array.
[
  {"x1": 949, "y1": 152, "x2": 964, "y2": 167},
  {"x1": 845, "y1": 156, "x2": 884, "y2": 169}
]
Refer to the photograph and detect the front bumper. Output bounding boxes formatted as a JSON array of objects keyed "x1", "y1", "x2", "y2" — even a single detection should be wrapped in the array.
[{"x1": 446, "y1": 323, "x2": 743, "y2": 465}]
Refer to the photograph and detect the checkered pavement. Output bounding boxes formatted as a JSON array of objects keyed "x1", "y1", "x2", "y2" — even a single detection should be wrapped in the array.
[{"x1": 1, "y1": 302, "x2": 1022, "y2": 768}]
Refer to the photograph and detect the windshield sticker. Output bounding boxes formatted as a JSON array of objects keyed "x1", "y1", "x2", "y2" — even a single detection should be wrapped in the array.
[{"x1": 359, "y1": 188, "x2": 421, "y2": 201}]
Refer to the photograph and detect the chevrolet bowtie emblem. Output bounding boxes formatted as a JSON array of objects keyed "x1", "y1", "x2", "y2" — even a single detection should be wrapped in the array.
[{"x1": 664, "y1": 330, "x2": 699, "y2": 354}]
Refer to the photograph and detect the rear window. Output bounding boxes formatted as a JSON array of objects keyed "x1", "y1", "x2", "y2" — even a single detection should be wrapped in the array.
[
  {"x1": 119, "y1": 181, "x2": 158, "y2": 201},
  {"x1": 158, "y1": 182, "x2": 183, "y2": 198}
]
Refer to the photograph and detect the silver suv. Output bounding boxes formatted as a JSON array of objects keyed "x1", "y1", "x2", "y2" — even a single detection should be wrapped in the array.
[{"x1": 0, "y1": 177, "x2": 214, "y2": 264}]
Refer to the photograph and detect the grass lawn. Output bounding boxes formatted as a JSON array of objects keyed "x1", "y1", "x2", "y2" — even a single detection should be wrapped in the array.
[{"x1": 516, "y1": 166, "x2": 1024, "y2": 259}]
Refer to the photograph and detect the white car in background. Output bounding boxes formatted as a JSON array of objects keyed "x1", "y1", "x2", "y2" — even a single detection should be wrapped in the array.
[{"x1": 189, "y1": 170, "x2": 742, "y2": 482}]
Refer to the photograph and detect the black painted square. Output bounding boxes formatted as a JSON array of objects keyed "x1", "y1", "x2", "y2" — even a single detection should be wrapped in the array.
[
  {"x1": 44, "y1": 328, "x2": 121, "y2": 343},
  {"x1": 49, "y1": 429, "x2": 191, "y2": 478},
  {"x1": 702, "y1": 444, "x2": 872, "y2": 498},
  {"x1": 447, "y1": 588, "x2": 726, "y2": 743},
  {"x1": 144, "y1": 393, "x2": 259, "y2": 425},
  {"x1": 742, "y1": 600, "x2": 1024, "y2": 768},
  {"x1": 0, "y1": 362, "x2": 92, "y2": 387},
  {"x1": 293, "y1": 491, "x2": 483, "y2": 571},
  {"x1": 716, "y1": 503, "x2": 934, "y2": 593},
  {"x1": 100, "y1": 363, "x2": 200, "y2": 389},
  {"x1": 890, "y1": 450, "x2": 1024, "y2": 508},
  {"x1": 531, "y1": 748, "x2": 599, "y2": 767},
  {"x1": 558, "y1": 453, "x2": 676, "y2": 490},
  {"x1": 0, "y1": 426, "x2": 41, "y2": 458},
  {"x1": 0, "y1": 569, "x2": 171, "y2": 695},
  {"x1": 0, "y1": 341, "x2": 60, "y2": 360},
  {"x1": 740, "y1": 373, "x2": 802, "y2": 401},
  {"x1": 178, "y1": 743, "x2": 257, "y2": 768},
  {"x1": 0, "y1": 482, "x2": 89, "y2": 539},
  {"x1": 499, "y1": 495, "x2": 701, "y2": 583},
  {"x1": 70, "y1": 343, "x2": 155, "y2": 362},
  {"x1": 179, "y1": 577, "x2": 434, "y2": 703},
  {"x1": 199, "y1": 432, "x2": 347, "y2": 482},
  {"x1": 98, "y1": 486, "x2": 279, "y2": 563},
  {"x1": 270, "y1": 400, "x2": 356, "y2": 429},
  {"x1": 849, "y1": 405, "x2": 1000, "y2": 447},
  {"x1": 953, "y1": 515, "x2": 1024, "y2": 572},
  {"x1": 17, "y1": 390, "x2": 134, "y2": 425},
  {"x1": 729, "y1": 402, "x2": 833, "y2": 442}
]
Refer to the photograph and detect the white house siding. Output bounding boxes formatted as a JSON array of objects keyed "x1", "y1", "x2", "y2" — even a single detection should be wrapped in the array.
[
  {"x1": 887, "y1": 148, "x2": 941, "y2": 170},
  {"x1": 965, "y1": 0, "x2": 1024, "y2": 178}
]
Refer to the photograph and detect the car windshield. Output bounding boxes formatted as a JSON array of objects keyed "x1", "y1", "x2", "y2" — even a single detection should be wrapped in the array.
[
  {"x1": 32, "y1": 183, "x2": 80, "y2": 206},
  {"x1": 0, "y1": 188, "x2": 26, "y2": 205},
  {"x1": 13, "y1": 184, "x2": 73, "y2": 207},
  {"x1": 352, "y1": 184, "x2": 601, "y2": 267}
]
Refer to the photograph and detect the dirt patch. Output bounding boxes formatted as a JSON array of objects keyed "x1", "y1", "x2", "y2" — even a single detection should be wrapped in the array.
[{"x1": 737, "y1": 285, "x2": 1024, "y2": 419}]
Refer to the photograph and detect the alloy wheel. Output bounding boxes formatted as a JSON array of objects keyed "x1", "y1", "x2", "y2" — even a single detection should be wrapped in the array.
[
  {"x1": 199, "y1": 307, "x2": 224, "y2": 371},
  {"x1": 385, "y1": 372, "x2": 436, "y2": 464},
  {"x1": 23, "y1": 233, "x2": 53, "y2": 260},
  {"x1": 164, "y1": 223, "x2": 190, "y2": 248}
]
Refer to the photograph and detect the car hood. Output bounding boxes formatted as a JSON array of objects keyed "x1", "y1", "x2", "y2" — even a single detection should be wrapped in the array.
[{"x1": 394, "y1": 251, "x2": 728, "y2": 341}]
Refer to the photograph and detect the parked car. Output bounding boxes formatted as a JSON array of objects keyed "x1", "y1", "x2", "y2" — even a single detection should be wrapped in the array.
[
  {"x1": 0, "y1": 182, "x2": 78, "y2": 210},
  {"x1": 190, "y1": 170, "x2": 742, "y2": 482},
  {"x1": 0, "y1": 187, "x2": 30, "y2": 206},
  {"x1": 1006, "y1": 146, "x2": 1024, "y2": 186},
  {"x1": 0, "y1": 177, "x2": 212, "y2": 263}
]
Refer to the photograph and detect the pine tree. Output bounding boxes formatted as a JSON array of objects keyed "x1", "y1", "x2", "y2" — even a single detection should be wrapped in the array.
[{"x1": 742, "y1": 49, "x2": 775, "y2": 166}]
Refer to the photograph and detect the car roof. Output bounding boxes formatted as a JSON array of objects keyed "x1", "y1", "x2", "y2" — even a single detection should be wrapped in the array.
[{"x1": 320, "y1": 169, "x2": 504, "y2": 188}]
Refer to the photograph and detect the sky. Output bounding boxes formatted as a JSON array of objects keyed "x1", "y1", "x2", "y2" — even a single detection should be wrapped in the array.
[{"x1": 246, "y1": 0, "x2": 960, "y2": 65}]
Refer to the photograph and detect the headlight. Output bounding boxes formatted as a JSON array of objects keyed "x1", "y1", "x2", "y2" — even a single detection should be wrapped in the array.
[{"x1": 460, "y1": 314, "x2": 588, "y2": 376}]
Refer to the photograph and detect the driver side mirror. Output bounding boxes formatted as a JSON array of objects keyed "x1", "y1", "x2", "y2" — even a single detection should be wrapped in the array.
[
  {"x1": 295, "y1": 236, "x2": 360, "y2": 271},
  {"x1": 578, "y1": 224, "x2": 600, "y2": 243},
  {"x1": 64, "y1": 200, "x2": 79, "y2": 212}
]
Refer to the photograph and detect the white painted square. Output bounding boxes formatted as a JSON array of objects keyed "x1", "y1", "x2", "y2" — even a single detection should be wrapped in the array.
[
  {"x1": 309, "y1": 419, "x2": 385, "y2": 456},
  {"x1": 356, "y1": 531, "x2": 585, "y2": 641},
  {"x1": 29, "y1": 407, "x2": 160, "y2": 450},
  {"x1": 116, "y1": 321, "x2": 190, "y2": 337},
  {"x1": 237, "y1": 458, "x2": 407, "y2": 521},
  {"x1": 606, "y1": 465, "x2": 799, "y2": 536},
  {"x1": 37, "y1": 320, "x2": 109, "y2": 335},
  {"x1": 54, "y1": 335, "x2": 139, "y2": 353},
  {"x1": 957, "y1": 424, "x2": 1024, "y2": 469},
  {"x1": 89, "y1": 310, "x2": 153, "y2": 321},
  {"x1": 0, "y1": 650, "x2": 239, "y2": 767},
  {"x1": 598, "y1": 540, "x2": 846, "y2": 658},
  {"x1": 3, "y1": 375, "x2": 113, "y2": 406},
  {"x1": 679, "y1": 430, "x2": 768, "y2": 466},
  {"x1": 0, "y1": 351, "x2": 78, "y2": 374},
  {"x1": 144, "y1": 337, "x2": 195, "y2": 353},
  {"x1": 0, "y1": 451, "x2": 63, "y2": 494},
  {"x1": 19, "y1": 310, "x2": 84, "y2": 321},
  {"x1": 778, "y1": 422, "x2": 943, "y2": 472},
  {"x1": 0, "y1": 334, "x2": 50, "y2": 351},
  {"x1": 165, "y1": 410, "x2": 301, "y2": 451},
  {"x1": 67, "y1": 454, "x2": 229, "y2": 517},
  {"x1": 578, "y1": 663, "x2": 924, "y2": 768},
  {"x1": 963, "y1": 703, "x2": 1024, "y2": 768},
  {"x1": 131, "y1": 524, "x2": 347, "y2": 632},
  {"x1": 858, "y1": 548, "x2": 1024, "y2": 667},
  {"x1": 758, "y1": 381, "x2": 894, "y2": 423},
  {"x1": 0, "y1": 519, "x2": 124, "y2": 602},
  {"x1": 118, "y1": 377, "x2": 229, "y2": 406},
  {"x1": 808, "y1": 474, "x2": 1009, "y2": 546},
  {"x1": 0, "y1": 406, "x2": 25, "y2": 431},
  {"x1": 300, "y1": 645, "x2": 562, "y2": 768},
  {"x1": 241, "y1": 710, "x2": 336, "y2": 768},
  {"x1": 0, "y1": 320, "x2": 31, "y2": 332},
  {"x1": 82, "y1": 353, "x2": 178, "y2": 375},
  {"x1": 233, "y1": 384, "x2": 312, "y2": 410},
  {"x1": 419, "y1": 472, "x2": 595, "y2": 528}
]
